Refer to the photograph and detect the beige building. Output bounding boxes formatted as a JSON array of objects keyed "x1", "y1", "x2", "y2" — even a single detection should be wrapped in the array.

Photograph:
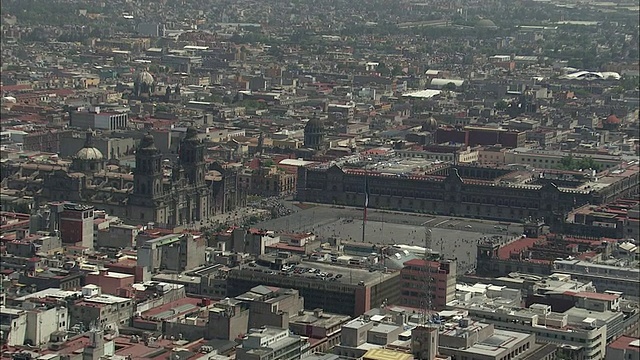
[
  {"x1": 395, "y1": 146, "x2": 479, "y2": 164},
  {"x1": 68, "y1": 285, "x2": 135, "y2": 329},
  {"x1": 237, "y1": 327, "x2": 308, "y2": 360},
  {"x1": 239, "y1": 165, "x2": 297, "y2": 197},
  {"x1": 437, "y1": 319, "x2": 538, "y2": 360},
  {"x1": 447, "y1": 301, "x2": 609, "y2": 360},
  {"x1": 477, "y1": 146, "x2": 509, "y2": 166},
  {"x1": 504, "y1": 148, "x2": 623, "y2": 170}
]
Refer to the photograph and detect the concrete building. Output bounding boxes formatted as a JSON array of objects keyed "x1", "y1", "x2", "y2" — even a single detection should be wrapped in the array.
[
  {"x1": 297, "y1": 161, "x2": 638, "y2": 224},
  {"x1": 59, "y1": 203, "x2": 95, "y2": 249},
  {"x1": 235, "y1": 285, "x2": 305, "y2": 330},
  {"x1": 227, "y1": 262, "x2": 400, "y2": 316},
  {"x1": 59, "y1": 131, "x2": 135, "y2": 160},
  {"x1": 137, "y1": 22, "x2": 165, "y2": 37},
  {"x1": 207, "y1": 297, "x2": 250, "y2": 341},
  {"x1": 0, "y1": 302, "x2": 68, "y2": 347},
  {"x1": 435, "y1": 126, "x2": 526, "y2": 148},
  {"x1": 95, "y1": 223, "x2": 139, "y2": 249},
  {"x1": 554, "y1": 260, "x2": 640, "y2": 299},
  {"x1": 137, "y1": 232, "x2": 207, "y2": 280},
  {"x1": 68, "y1": 285, "x2": 134, "y2": 329},
  {"x1": 606, "y1": 336, "x2": 640, "y2": 360},
  {"x1": 474, "y1": 233, "x2": 640, "y2": 298},
  {"x1": 5, "y1": 230, "x2": 62, "y2": 257},
  {"x1": 362, "y1": 349, "x2": 412, "y2": 360},
  {"x1": 395, "y1": 145, "x2": 479, "y2": 164},
  {"x1": 411, "y1": 325, "x2": 439, "y2": 360},
  {"x1": 289, "y1": 308, "x2": 351, "y2": 353},
  {"x1": 504, "y1": 148, "x2": 623, "y2": 170},
  {"x1": 437, "y1": 319, "x2": 537, "y2": 360},
  {"x1": 22, "y1": 129, "x2": 73, "y2": 154},
  {"x1": 400, "y1": 259, "x2": 456, "y2": 310},
  {"x1": 0, "y1": 306, "x2": 27, "y2": 346},
  {"x1": 70, "y1": 107, "x2": 129, "y2": 131},
  {"x1": 334, "y1": 313, "x2": 405, "y2": 358},
  {"x1": 238, "y1": 166, "x2": 297, "y2": 197},
  {"x1": 85, "y1": 270, "x2": 135, "y2": 296},
  {"x1": 236, "y1": 326, "x2": 308, "y2": 360},
  {"x1": 446, "y1": 298, "x2": 613, "y2": 360}
]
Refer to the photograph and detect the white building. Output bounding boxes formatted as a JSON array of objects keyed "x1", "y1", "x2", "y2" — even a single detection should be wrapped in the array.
[
  {"x1": 237, "y1": 327, "x2": 309, "y2": 360},
  {"x1": 554, "y1": 259, "x2": 640, "y2": 299},
  {"x1": 0, "y1": 303, "x2": 68, "y2": 347}
]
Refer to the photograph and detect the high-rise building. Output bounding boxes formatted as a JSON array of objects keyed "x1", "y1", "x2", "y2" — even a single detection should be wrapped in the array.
[
  {"x1": 400, "y1": 259, "x2": 456, "y2": 310},
  {"x1": 59, "y1": 203, "x2": 94, "y2": 248}
]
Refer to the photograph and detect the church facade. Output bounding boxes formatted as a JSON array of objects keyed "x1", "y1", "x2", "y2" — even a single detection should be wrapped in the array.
[{"x1": 1, "y1": 129, "x2": 245, "y2": 227}]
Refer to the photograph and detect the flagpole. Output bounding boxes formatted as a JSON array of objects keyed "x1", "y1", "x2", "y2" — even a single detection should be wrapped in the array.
[{"x1": 362, "y1": 169, "x2": 368, "y2": 243}]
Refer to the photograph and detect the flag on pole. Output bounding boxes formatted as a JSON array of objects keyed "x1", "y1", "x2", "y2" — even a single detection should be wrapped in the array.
[{"x1": 363, "y1": 175, "x2": 369, "y2": 222}]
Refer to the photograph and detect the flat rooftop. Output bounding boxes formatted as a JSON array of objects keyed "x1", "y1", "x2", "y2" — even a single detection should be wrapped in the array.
[{"x1": 463, "y1": 329, "x2": 531, "y2": 357}]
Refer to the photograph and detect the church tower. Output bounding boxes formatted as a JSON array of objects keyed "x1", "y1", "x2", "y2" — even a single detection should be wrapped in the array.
[
  {"x1": 179, "y1": 127, "x2": 206, "y2": 186},
  {"x1": 129, "y1": 133, "x2": 168, "y2": 225},
  {"x1": 177, "y1": 127, "x2": 209, "y2": 223},
  {"x1": 134, "y1": 134, "x2": 163, "y2": 198}
]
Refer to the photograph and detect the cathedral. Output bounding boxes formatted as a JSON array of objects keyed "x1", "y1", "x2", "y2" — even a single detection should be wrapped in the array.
[
  {"x1": 128, "y1": 127, "x2": 211, "y2": 225},
  {"x1": 1, "y1": 128, "x2": 244, "y2": 227}
]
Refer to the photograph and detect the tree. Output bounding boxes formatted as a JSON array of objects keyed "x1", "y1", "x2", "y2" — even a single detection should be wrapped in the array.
[
  {"x1": 495, "y1": 100, "x2": 508, "y2": 111},
  {"x1": 442, "y1": 82, "x2": 457, "y2": 91},
  {"x1": 558, "y1": 155, "x2": 602, "y2": 171}
]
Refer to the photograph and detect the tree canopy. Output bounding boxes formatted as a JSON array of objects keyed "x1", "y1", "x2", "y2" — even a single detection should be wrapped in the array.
[{"x1": 558, "y1": 155, "x2": 602, "y2": 171}]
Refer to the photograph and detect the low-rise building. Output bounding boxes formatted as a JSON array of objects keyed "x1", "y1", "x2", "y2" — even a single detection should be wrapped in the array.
[
  {"x1": 437, "y1": 319, "x2": 537, "y2": 360},
  {"x1": 606, "y1": 336, "x2": 640, "y2": 360},
  {"x1": 237, "y1": 326, "x2": 309, "y2": 360},
  {"x1": 289, "y1": 308, "x2": 351, "y2": 353},
  {"x1": 68, "y1": 285, "x2": 134, "y2": 329}
]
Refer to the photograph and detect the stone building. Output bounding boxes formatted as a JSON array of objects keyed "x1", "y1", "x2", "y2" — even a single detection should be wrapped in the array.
[
  {"x1": 1, "y1": 128, "x2": 246, "y2": 227},
  {"x1": 296, "y1": 162, "x2": 639, "y2": 224}
]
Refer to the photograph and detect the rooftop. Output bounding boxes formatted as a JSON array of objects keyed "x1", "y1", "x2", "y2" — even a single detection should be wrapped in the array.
[{"x1": 608, "y1": 336, "x2": 640, "y2": 352}]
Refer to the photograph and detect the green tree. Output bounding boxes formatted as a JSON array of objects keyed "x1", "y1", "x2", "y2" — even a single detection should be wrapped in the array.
[
  {"x1": 442, "y1": 82, "x2": 457, "y2": 91},
  {"x1": 495, "y1": 100, "x2": 508, "y2": 111},
  {"x1": 558, "y1": 155, "x2": 602, "y2": 171}
]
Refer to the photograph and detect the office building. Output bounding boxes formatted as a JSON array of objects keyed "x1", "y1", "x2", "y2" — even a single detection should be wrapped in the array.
[
  {"x1": 70, "y1": 107, "x2": 129, "y2": 131},
  {"x1": 227, "y1": 262, "x2": 400, "y2": 316},
  {"x1": 400, "y1": 259, "x2": 456, "y2": 310},
  {"x1": 59, "y1": 203, "x2": 95, "y2": 248},
  {"x1": 237, "y1": 327, "x2": 308, "y2": 360}
]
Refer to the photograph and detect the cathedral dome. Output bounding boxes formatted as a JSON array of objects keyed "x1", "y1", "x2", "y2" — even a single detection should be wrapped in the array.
[
  {"x1": 476, "y1": 19, "x2": 497, "y2": 29},
  {"x1": 74, "y1": 130, "x2": 104, "y2": 160},
  {"x1": 135, "y1": 71, "x2": 154, "y2": 86},
  {"x1": 304, "y1": 118, "x2": 324, "y2": 133},
  {"x1": 422, "y1": 117, "x2": 438, "y2": 132},
  {"x1": 75, "y1": 146, "x2": 104, "y2": 160}
]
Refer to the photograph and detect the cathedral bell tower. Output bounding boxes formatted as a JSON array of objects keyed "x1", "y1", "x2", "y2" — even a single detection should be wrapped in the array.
[
  {"x1": 178, "y1": 127, "x2": 206, "y2": 186},
  {"x1": 133, "y1": 134, "x2": 163, "y2": 201}
]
